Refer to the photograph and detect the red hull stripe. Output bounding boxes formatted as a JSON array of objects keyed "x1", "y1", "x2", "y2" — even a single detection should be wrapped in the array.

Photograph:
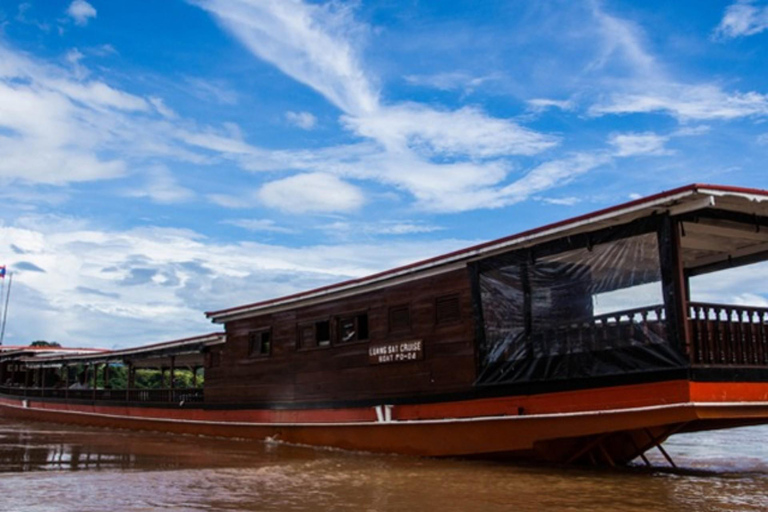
[{"x1": 3, "y1": 380, "x2": 768, "y2": 426}]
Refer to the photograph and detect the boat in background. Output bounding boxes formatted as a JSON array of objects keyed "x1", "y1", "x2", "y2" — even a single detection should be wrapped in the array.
[{"x1": 2, "y1": 183, "x2": 768, "y2": 466}]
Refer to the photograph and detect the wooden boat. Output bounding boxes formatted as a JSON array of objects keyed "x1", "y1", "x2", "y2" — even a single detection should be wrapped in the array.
[{"x1": 2, "y1": 183, "x2": 768, "y2": 466}]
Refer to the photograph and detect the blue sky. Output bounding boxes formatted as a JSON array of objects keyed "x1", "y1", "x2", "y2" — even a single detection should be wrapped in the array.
[{"x1": 0, "y1": 0, "x2": 767, "y2": 348}]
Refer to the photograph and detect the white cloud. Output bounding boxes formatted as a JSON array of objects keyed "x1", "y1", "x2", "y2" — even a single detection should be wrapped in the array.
[
  {"x1": 690, "y1": 263, "x2": 768, "y2": 306},
  {"x1": 404, "y1": 72, "x2": 499, "y2": 94},
  {"x1": 590, "y1": 84, "x2": 768, "y2": 121},
  {"x1": 495, "y1": 153, "x2": 611, "y2": 207},
  {"x1": 122, "y1": 166, "x2": 195, "y2": 204},
  {"x1": 47, "y1": 79, "x2": 149, "y2": 112},
  {"x1": 586, "y1": 4, "x2": 768, "y2": 123},
  {"x1": 223, "y1": 218, "x2": 296, "y2": 234},
  {"x1": 193, "y1": 0, "x2": 566, "y2": 212},
  {"x1": 67, "y1": 0, "x2": 97, "y2": 26},
  {"x1": 16, "y1": 2, "x2": 50, "y2": 32},
  {"x1": 672, "y1": 125, "x2": 711, "y2": 137},
  {"x1": 588, "y1": 2, "x2": 659, "y2": 80},
  {"x1": 609, "y1": 132, "x2": 671, "y2": 157},
  {"x1": 0, "y1": 44, "x2": 266, "y2": 186},
  {"x1": 527, "y1": 98, "x2": 575, "y2": 112},
  {"x1": 258, "y1": 173, "x2": 364, "y2": 213},
  {"x1": 148, "y1": 97, "x2": 177, "y2": 119},
  {"x1": 714, "y1": 1, "x2": 768, "y2": 39},
  {"x1": 344, "y1": 104, "x2": 556, "y2": 158},
  {"x1": 65, "y1": 48, "x2": 84, "y2": 65},
  {"x1": 322, "y1": 220, "x2": 443, "y2": 236},
  {"x1": 193, "y1": 0, "x2": 378, "y2": 116},
  {"x1": 366, "y1": 222, "x2": 443, "y2": 235},
  {"x1": 537, "y1": 196, "x2": 581, "y2": 206},
  {"x1": 184, "y1": 77, "x2": 239, "y2": 105},
  {"x1": 285, "y1": 110, "x2": 317, "y2": 130},
  {"x1": 359, "y1": 153, "x2": 608, "y2": 213},
  {"x1": 0, "y1": 216, "x2": 469, "y2": 347},
  {"x1": 0, "y1": 46, "x2": 141, "y2": 183},
  {"x1": 207, "y1": 193, "x2": 254, "y2": 209}
]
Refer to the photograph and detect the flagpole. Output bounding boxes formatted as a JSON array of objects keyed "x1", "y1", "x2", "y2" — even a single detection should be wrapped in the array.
[
  {"x1": 0, "y1": 272, "x2": 12, "y2": 346},
  {"x1": 0, "y1": 277, "x2": 4, "y2": 333}
]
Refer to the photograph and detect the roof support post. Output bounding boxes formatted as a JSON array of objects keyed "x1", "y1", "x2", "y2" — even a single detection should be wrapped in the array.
[
  {"x1": 659, "y1": 214, "x2": 691, "y2": 358},
  {"x1": 169, "y1": 356, "x2": 176, "y2": 402},
  {"x1": 192, "y1": 366, "x2": 198, "y2": 388},
  {"x1": 64, "y1": 365, "x2": 70, "y2": 400},
  {"x1": 91, "y1": 363, "x2": 97, "y2": 400},
  {"x1": 126, "y1": 362, "x2": 134, "y2": 401}
]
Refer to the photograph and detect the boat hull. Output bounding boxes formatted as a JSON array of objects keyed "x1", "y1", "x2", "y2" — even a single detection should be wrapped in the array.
[{"x1": 3, "y1": 380, "x2": 768, "y2": 464}]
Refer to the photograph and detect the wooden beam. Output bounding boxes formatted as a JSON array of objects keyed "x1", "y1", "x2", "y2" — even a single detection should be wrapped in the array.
[
  {"x1": 683, "y1": 221, "x2": 768, "y2": 243},
  {"x1": 680, "y1": 234, "x2": 735, "y2": 253},
  {"x1": 627, "y1": 433, "x2": 652, "y2": 467},
  {"x1": 598, "y1": 441, "x2": 616, "y2": 467},
  {"x1": 683, "y1": 208, "x2": 768, "y2": 229},
  {"x1": 686, "y1": 243, "x2": 768, "y2": 276},
  {"x1": 566, "y1": 433, "x2": 610, "y2": 464}
]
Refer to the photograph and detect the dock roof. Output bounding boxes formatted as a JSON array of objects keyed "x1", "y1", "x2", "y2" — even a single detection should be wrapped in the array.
[{"x1": 5, "y1": 333, "x2": 225, "y2": 368}]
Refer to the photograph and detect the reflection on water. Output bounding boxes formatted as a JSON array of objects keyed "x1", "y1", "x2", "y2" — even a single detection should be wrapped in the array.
[{"x1": 0, "y1": 418, "x2": 767, "y2": 512}]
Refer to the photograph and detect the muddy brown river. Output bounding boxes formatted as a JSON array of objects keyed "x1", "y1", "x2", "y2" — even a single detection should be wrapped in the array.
[{"x1": 0, "y1": 418, "x2": 766, "y2": 511}]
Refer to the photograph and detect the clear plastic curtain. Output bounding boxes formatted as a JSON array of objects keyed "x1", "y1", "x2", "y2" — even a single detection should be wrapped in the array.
[{"x1": 476, "y1": 231, "x2": 687, "y2": 385}]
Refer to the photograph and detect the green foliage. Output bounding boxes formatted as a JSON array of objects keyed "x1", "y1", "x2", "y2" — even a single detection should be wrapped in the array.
[
  {"x1": 65, "y1": 364, "x2": 204, "y2": 389},
  {"x1": 30, "y1": 340, "x2": 61, "y2": 347}
]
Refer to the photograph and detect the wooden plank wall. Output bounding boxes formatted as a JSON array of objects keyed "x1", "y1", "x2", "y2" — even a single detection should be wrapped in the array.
[{"x1": 205, "y1": 268, "x2": 477, "y2": 405}]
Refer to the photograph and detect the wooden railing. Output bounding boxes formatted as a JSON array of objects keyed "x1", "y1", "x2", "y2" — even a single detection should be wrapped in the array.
[
  {"x1": 688, "y1": 302, "x2": 768, "y2": 366},
  {"x1": 0, "y1": 386, "x2": 203, "y2": 404},
  {"x1": 532, "y1": 305, "x2": 667, "y2": 356}
]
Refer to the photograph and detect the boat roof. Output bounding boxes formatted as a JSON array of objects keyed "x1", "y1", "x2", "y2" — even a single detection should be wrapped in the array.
[
  {"x1": 206, "y1": 184, "x2": 768, "y2": 323},
  {"x1": 5, "y1": 332, "x2": 225, "y2": 368}
]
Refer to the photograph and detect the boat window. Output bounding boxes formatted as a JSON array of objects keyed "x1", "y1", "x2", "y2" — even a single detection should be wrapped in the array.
[
  {"x1": 389, "y1": 305, "x2": 411, "y2": 332},
  {"x1": 436, "y1": 295, "x2": 461, "y2": 324},
  {"x1": 316, "y1": 320, "x2": 331, "y2": 346},
  {"x1": 248, "y1": 329, "x2": 272, "y2": 357},
  {"x1": 338, "y1": 313, "x2": 369, "y2": 343},
  {"x1": 298, "y1": 320, "x2": 331, "y2": 349},
  {"x1": 299, "y1": 325, "x2": 315, "y2": 348}
]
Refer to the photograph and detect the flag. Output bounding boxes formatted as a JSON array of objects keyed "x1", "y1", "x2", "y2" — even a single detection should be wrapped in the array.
[{"x1": 0, "y1": 266, "x2": 5, "y2": 279}]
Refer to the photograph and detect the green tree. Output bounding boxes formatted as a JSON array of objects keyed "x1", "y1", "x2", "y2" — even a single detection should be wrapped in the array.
[{"x1": 30, "y1": 340, "x2": 61, "y2": 347}]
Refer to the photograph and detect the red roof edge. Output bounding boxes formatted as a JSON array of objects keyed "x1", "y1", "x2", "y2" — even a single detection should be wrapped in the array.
[
  {"x1": 0, "y1": 345, "x2": 109, "y2": 353},
  {"x1": 206, "y1": 183, "x2": 768, "y2": 319},
  {"x1": 105, "y1": 331, "x2": 225, "y2": 353}
]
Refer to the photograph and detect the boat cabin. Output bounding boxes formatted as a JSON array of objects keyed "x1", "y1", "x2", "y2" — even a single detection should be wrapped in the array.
[{"x1": 201, "y1": 184, "x2": 768, "y2": 406}]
